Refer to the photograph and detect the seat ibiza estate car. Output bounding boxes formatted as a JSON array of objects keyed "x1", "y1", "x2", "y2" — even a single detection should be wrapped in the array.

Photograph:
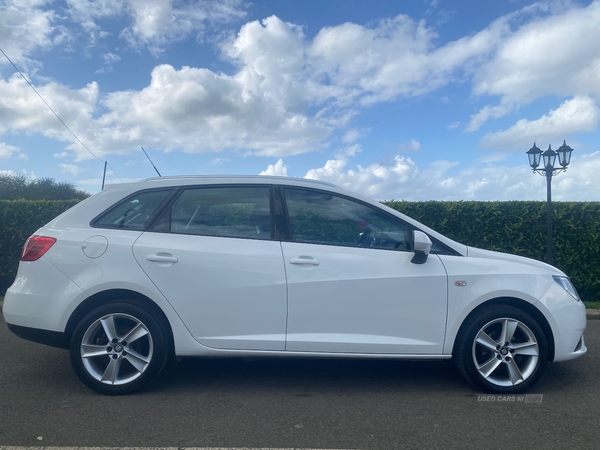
[{"x1": 3, "y1": 176, "x2": 587, "y2": 395}]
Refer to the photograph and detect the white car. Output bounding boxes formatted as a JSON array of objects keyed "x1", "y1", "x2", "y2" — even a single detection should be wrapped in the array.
[{"x1": 3, "y1": 176, "x2": 587, "y2": 395}]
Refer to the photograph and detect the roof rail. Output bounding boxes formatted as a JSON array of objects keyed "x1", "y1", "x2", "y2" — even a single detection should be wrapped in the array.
[{"x1": 139, "y1": 175, "x2": 340, "y2": 188}]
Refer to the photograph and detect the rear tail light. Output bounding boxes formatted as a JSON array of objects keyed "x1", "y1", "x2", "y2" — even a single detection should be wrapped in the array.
[{"x1": 21, "y1": 236, "x2": 57, "y2": 261}]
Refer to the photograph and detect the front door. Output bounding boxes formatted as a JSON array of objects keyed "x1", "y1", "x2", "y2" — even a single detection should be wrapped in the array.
[{"x1": 281, "y1": 187, "x2": 448, "y2": 354}]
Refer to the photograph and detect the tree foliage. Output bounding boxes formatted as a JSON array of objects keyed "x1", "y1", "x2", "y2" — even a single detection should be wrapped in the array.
[{"x1": 0, "y1": 174, "x2": 89, "y2": 201}]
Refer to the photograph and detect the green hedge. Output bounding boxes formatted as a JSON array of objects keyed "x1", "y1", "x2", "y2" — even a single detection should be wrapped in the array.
[
  {"x1": 383, "y1": 201, "x2": 600, "y2": 302},
  {"x1": 1, "y1": 199, "x2": 598, "y2": 303},
  {"x1": 0, "y1": 200, "x2": 80, "y2": 293}
]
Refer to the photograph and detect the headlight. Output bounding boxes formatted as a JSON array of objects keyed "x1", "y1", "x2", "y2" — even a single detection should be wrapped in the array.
[{"x1": 553, "y1": 276, "x2": 580, "y2": 302}]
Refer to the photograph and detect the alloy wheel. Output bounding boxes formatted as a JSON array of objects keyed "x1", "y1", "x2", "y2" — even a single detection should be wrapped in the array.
[
  {"x1": 80, "y1": 313, "x2": 154, "y2": 385},
  {"x1": 471, "y1": 317, "x2": 539, "y2": 387}
]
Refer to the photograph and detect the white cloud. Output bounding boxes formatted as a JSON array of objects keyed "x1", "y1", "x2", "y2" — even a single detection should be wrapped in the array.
[
  {"x1": 305, "y1": 155, "x2": 419, "y2": 198},
  {"x1": 471, "y1": 1, "x2": 600, "y2": 127},
  {"x1": 466, "y1": 102, "x2": 515, "y2": 132},
  {"x1": 480, "y1": 96, "x2": 600, "y2": 150},
  {"x1": 0, "y1": 0, "x2": 61, "y2": 68},
  {"x1": 260, "y1": 158, "x2": 288, "y2": 176},
  {"x1": 209, "y1": 157, "x2": 231, "y2": 166},
  {"x1": 339, "y1": 144, "x2": 362, "y2": 157},
  {"x1": 0, "y1": 75, "x2": 100, "y2": 159},
  {"x1": 102, "y1": 52, "x2": 121, "y2": 64},
  {"x1": 67, "y1": 0, "x2": 248, "y2": 55},
  {"x1": 342, "y1": 128, "x2": 369, "y2": 143},
  {"x1": 3, "y1": 5, "x2": 600, "y2": 168},
  {"x1": 59, "y1": 163, "x2": 84, "y2": 176},
  {"x1": 0, "y1": 169, "x2": 17, "y2": 176},
  {"x1": 475, "y1": 152, "x2": 509, "y2": 164},
  {"x1": 397, "y1": 139, "x2": 421, "y2": 152},
  {"x1": 0, "y1": 142, "x2": 21, "y2": 158},
  {"x1": 304, "y1": 151, "x2": 600, "y2": 201},
  {"x1": 447, "y1": 121, "x2": 460, "y2": 130},
  {"x1": 97, "y1": 62, "x2": 332, "y2": 157},
  {"x1": 306, "y1": 13, "x2": 507, "y2": 105},
  {"x1": 0, "y1": 12, "x2": 501, "y2": 161}
]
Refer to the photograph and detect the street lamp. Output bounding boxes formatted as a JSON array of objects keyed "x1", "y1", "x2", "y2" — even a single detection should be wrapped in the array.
[{"x1": 526, "y1": 140, "x2": 574, "y2": 265}]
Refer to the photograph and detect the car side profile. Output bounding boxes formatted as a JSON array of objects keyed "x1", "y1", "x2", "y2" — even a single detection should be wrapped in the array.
[{"x1": 3, "y1": 176, "x2": 587, "y2": 395}]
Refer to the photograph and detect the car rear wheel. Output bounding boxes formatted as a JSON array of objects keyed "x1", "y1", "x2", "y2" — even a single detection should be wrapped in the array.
[
  {"x1": 454, "y1": 305, "x2": 548, "y2": 394},
  {"x1": 70, "y1": 301, "x2": 170, "y2": 395}
]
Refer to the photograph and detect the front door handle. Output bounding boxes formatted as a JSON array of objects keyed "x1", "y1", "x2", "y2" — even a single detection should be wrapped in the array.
[
  {"x1": 289, "y1": 257, "x2": 320, "y2": 266},
  {"x1": 147, "y1": 253, "x2": 178, "y2": 263}
]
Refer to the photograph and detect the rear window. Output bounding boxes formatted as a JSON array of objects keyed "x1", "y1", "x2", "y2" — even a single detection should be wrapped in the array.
[{"x1": 92, "y1": 189, "x2": 173, "y2": 230}]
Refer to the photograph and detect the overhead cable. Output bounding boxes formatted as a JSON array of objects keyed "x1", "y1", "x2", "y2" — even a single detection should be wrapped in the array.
[{"x1": 0, "y1": 47, "x2": 123, "y2": 183}]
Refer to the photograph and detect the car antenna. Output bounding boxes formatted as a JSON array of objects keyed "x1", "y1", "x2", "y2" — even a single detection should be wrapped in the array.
[{"x1": 141, "y1": 147, "x2": 162, "y2": 177}]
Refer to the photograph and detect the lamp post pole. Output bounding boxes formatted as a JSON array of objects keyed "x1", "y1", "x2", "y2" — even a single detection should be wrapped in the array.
[
  {"x1": 526, "y1": 140, "x2": 574, "y2": 266},
  {"x1": 545, "y1": 166, "x2": 553, "y2": 265}
]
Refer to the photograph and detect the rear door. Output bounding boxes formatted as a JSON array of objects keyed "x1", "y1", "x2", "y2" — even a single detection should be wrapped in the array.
[{"x1": 133, "y1": 185, "x2": 288, "y2": 351}]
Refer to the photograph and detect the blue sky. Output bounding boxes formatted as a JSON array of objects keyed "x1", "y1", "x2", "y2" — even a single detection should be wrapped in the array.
[{"x1": 1, "y1": 0, "x2": 600, "y2": 200}]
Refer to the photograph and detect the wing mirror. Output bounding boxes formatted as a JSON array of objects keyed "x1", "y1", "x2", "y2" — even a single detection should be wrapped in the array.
[{"x1": 411, "y1": 230, "x2": 432, "y2": 264}]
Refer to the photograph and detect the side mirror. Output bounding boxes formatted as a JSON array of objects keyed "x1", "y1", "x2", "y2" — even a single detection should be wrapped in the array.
[{"x1": 411, "y1": 230, "x2": 432, "y2": 264}]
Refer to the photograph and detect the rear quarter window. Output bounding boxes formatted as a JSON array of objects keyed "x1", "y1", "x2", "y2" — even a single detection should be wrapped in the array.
[{"x1": 92, "y1": 189, "x2": 173, "y2": 230}]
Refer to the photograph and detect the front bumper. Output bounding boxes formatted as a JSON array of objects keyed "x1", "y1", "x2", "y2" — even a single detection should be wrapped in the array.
[{"x1": 537, "y1": 282, "x2": 587, "y2": 362}]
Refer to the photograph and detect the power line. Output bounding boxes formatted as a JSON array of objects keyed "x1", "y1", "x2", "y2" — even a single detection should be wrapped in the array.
[{"x1": 0, "y1": 47, "x2": 123, "y2": 183}]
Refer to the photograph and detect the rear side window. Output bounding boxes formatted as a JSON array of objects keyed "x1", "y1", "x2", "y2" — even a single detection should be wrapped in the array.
[
  {"x1": 93, "y1": 189, "x2": 173, "y2": 230},
  {"x1": 151, "y1": 186, "x2": 272, "y2": 240}
]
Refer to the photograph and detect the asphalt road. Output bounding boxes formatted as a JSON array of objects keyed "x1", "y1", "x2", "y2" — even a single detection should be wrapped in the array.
[{"x1": 1, "y1": 313, "x2": 598, "y2": 450}]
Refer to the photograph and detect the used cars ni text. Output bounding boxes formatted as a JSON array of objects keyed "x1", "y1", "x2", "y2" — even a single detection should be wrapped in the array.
[{"x1": 3, "y1": 176, "x2": 586, "y2": 394}]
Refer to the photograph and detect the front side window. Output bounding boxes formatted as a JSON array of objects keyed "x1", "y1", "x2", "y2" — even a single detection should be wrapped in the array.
[
  {"x1": 152, "y1": 186, "x2": 272, "y2": 239},
  {"x1": 284, "y1": 188, "x2": 410, "y2": 250},
  {"x1": 93, "y1": 189, "x2": 173, "y2": 230}
]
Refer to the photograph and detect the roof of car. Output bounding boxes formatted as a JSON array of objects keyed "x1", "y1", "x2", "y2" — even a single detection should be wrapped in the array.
[{"x1": 132, "y1": 175, "x2": 341, "y2": 189}]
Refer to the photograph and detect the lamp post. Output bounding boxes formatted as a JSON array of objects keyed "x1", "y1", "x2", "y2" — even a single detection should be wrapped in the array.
[{"x1": 526, "y1": 140, "x2": 573, "y2": 265}]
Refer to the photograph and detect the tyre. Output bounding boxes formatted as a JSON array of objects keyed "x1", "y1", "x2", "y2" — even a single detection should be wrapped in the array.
[
  {"x1": 454, "y1": 305, "x2": 548, "y2": 394},
  {"x1": 70, "y1": 301, "x2": 170, "y2": 395}
]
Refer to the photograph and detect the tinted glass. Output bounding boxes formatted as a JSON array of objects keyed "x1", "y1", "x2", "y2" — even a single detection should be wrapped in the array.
[
  {"x1": 152, "y1": 186, "x2": 272, "y2": 239},
  {"x1": 94, "y1": 189, "x2": 172, "y2": 230},
  {"x1": 284, "y1": 188, "x2": 410, "y2": 250}
]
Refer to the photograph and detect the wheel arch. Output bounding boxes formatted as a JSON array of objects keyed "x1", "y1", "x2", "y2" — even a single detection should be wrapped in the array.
[
  {"x1": 452, "y1": 297, "x2": 555, "y2": 362},
  {"x1": 65, "y1": 288, "x2": 174, "y2": 352}
]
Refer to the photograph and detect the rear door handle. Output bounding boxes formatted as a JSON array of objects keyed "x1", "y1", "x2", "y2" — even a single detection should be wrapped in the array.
[
  {"x1": 147, "y1": 253, "x2": 178, "y2": 263},
  {"x1": 289, "y1": 257, "x2": 320, "y2": 266}
]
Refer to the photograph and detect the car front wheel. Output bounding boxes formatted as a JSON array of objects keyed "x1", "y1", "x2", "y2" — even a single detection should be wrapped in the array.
[
  {"x1": 70, "y1": 301, "x2": 170, "y2": 395},
  {"x1": 454, "y1": 305, "x2": 548, "y2": 394}
]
